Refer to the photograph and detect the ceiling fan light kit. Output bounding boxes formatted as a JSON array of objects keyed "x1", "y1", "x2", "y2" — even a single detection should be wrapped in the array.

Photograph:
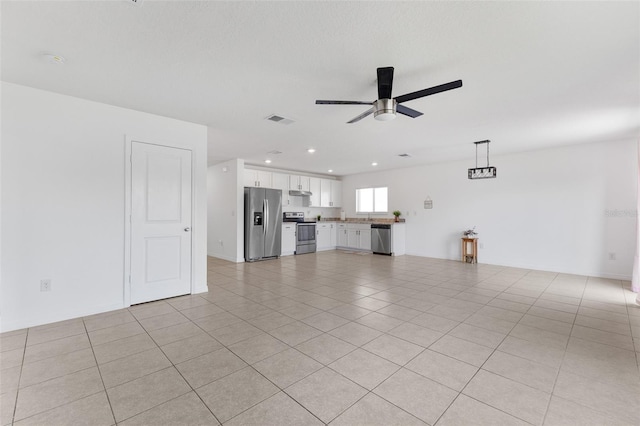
[
  {"x1": 373, "y1": 99, "x2": 397, "y2": 121},
  {"x1": 316, "y1": 66, "x2": 462, "y2": 123}
]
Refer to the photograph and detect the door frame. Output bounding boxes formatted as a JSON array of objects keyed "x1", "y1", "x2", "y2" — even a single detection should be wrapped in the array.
[{"x1": 123, "y1": 136, "x2": 196, "y2": 307}]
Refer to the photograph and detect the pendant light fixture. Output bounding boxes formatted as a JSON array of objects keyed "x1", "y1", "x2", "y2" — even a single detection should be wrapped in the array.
[{"x1": 468, "y1": 140, "x2": 497, "y2": 179}]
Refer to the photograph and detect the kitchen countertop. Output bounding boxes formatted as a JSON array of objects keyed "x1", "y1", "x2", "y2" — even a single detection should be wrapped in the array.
[{"x1": 317, "y1": 218, "x2": 405, "y2": 224}]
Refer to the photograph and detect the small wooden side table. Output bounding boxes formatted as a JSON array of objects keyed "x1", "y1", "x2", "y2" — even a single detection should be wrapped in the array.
[{"x1": 461, "y1": 238, "x2": 478, "y2": 264}]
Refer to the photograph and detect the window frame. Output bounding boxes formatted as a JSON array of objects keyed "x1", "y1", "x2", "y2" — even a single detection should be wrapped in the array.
[{"x1": 356, "y1": 186, "x2": 388, "y2": 214}]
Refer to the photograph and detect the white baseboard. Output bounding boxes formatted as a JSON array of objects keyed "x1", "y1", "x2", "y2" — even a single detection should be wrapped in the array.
[
  {"x1": 404, "y1": 251, "x2": 632, "y2": 281},
  {"x1": 0, "y1": 301, "x2": 125, "y2": 333},
  {"x1": 207, "y1": 252, "x2": 243, "y2": 263},
  {"x1": 192, "y1": 285, "x2": 208, "y2": 294}
]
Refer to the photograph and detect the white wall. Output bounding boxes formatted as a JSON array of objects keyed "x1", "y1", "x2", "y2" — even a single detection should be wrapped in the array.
[
  {"x1": 1, "y1": 83, "x2": 208, "y2": 332},
  {"x1": 207, "y1": 159, "x2": 244, "y2": 262},
  {"x1": 342, "y1": 139, "x2": 637, "y2": 279}
]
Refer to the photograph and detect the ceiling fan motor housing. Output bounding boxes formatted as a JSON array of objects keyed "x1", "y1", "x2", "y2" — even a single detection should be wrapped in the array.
[{"x1": 374, "y1": 98, "x2": 397, "y2": 121}]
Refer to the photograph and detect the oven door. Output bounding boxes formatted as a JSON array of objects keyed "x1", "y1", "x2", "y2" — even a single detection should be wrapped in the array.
[{"x1": 296, "y1": 223, "x2": 317, "y2": 254}]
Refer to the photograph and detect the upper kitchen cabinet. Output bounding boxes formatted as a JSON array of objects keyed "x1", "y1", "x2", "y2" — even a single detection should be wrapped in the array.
[
  {"x1": 271, "y1": 172, "x2": 290, "y2": 206},
  {"x1": 331, "y1": 180, "x2": 342, "y2": 208},
  {"x1": 309, "y1": 178, "x2": 321, "y2": 207},
  {"x1": 320, "y1": 179, "x2": 342, "y2": 208},
  {"x1": 289, "y1": 174, "x2": 310, "y2": 192},
  {"x1": 244, "y1": 169, "x2": 272, "y2": 188}
]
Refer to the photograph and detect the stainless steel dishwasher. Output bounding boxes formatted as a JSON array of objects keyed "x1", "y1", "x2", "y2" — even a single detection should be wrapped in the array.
[{"x1": 371, "y1": 224, "x2": 392, "y2": 255}]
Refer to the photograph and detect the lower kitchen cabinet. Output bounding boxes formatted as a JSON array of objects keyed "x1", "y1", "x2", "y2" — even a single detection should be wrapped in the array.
[
  {"x1": 316, "y1": 222, "x2": 336, "y2": 251},
  {"x1": 281, "y1": 223, "x2": 296, "y2": 256},
  {"x1": 337, "y1": 224, "x2": 348, "y2": 247},
  {"x1": 359, "y1": 227, "x2": 371, "y2": 251},
  {"x1": 338, "y1": 223, "x2": 371, "y2": 251}
]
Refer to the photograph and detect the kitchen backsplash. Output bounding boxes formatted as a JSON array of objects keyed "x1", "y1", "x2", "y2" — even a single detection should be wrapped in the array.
[{"x1": 282, "y1": 198, "x2": 340, "y2": 220}]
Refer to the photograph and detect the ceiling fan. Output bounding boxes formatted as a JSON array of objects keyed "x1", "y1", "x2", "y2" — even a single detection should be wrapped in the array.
[{"x1": 316, "y1": 67, "x2": 462, "y2": 123}]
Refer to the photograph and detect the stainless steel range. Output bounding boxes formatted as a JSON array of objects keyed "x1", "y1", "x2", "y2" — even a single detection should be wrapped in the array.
[{"x1": 283, "y1": 212, "x2": 316, "y2": 255}]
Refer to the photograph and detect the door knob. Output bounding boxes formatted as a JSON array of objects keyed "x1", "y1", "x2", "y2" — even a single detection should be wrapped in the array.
[{"x1": 184, "y1": 227, "x2": 191, "y2": 232}]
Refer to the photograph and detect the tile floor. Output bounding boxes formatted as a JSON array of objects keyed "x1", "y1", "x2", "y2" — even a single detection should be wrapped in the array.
[{"x1": 1, "y1": 251, "x2": 640, "y2": 425}]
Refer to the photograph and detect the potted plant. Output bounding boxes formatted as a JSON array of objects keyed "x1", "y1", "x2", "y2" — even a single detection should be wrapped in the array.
[
  {"x1": 392, "y1": 210, "x2": 402, "y2": 222},
  {"x1": 463, "y1": 226, "x2": 477, "y2": 238},
  {"x1": 316, "y1": 214, "x2": 322, "y2": 221}
]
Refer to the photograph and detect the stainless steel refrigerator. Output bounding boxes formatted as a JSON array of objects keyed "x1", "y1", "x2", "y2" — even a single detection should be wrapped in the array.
[{"x1": 244, "y1": 187, "x2": 282, "y2": 261}]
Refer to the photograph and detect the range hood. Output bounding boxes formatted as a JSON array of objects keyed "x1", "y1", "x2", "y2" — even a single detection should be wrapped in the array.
[{"x1": 289, "y1": 190, "x2": 312, "y2": 197}]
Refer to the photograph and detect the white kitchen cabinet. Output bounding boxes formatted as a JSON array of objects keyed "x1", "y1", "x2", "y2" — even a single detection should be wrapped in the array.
[
  {"x1": 347, "y1": 228, "x2": 359, "y2": 248},
  {"x1": 358, "y1": 226, "x2": 371, "y2": 250},
  {"x1": 329, "y1": 222, "x2": 337, "y2": 247},
  {"x1": 244, "y1": 169, "x2": 272, "y2": 188},
  {"x1": 337, "y1": 223, "x2": 348, "y2": 247},
  {"x1": 330, "y1": 180, "x2": 342, "y2": 208},
  {"x1": 316, "y1": 222, "x2": 335, "y2": 251},
  {"x1": 338, "y1": 223, "x2": 371, "y2": 251},
  {"x1": 320, "y1": 179, "x2": 342, "y2": 208},
  {"x1": 289, "y1": 174, "x2": 310, "y2": 192},
  {"x1": 271, "y1": 172, "x2": 290, "y2": 206},
  {"x1": 391, "y1": 223, "x2": 406, "y2": 256},
  {"x1": 309, "y1": 177, "x2": 321, "y2": 207},
  {"x1": 320, "y1": 179, "x2": 331, "y2": 207},
  {"x1": 281, "y1": 223, "x2": 296, "y2": 256}
]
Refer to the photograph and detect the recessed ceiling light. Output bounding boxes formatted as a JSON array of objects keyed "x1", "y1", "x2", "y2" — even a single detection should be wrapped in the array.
[
  {"x1": 43, "y1": 54, "x2": 66, "y2": 65},
  {"x1": 371, "y1": 162, "x2": 378, "y2": 166},
  {"x1": 264, "y1": 159, "x2": 272, "y2": 164},
  {"x1": 328, "y1": 169, "x2": 333, "y2": 173},
  {"x1": 307, "y1": 148, "x2": 316, "y2": 154}
]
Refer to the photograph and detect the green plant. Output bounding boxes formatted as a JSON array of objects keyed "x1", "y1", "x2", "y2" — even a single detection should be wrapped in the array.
[
  {"x1": 392, "y1": 210, "x2": 401, "y2": 217},
  {"x1": 316, "y1": 214, "x2": 321, "y2": 221},
  {"x1": 463, "y1": 226, "x2": 477, "y2": 237}
]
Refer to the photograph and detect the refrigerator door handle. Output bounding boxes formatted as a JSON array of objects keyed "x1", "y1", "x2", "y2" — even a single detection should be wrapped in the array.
[{"x1": 264, "y1": 199, "x2": 268, "y2": 236}]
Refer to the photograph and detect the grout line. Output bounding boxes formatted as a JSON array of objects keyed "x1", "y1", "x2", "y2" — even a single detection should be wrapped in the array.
[
  {"x1": 9, "y1": 328, "x2": 29, "y2": 425},
  {"x1": 82, "y1": 319, "x2": 117, "y2": 425}
]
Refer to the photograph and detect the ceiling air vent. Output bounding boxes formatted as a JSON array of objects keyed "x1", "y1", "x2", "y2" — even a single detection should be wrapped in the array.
[
  {"x1": 267, "y1": 150, "x2": 282, "y2": 155},
  {"x1": 266, "y1": 114, "x2": 295, "y2": 125},
  {"x1": 398, "y1": 153, "x2": 412, "y2": 158}
]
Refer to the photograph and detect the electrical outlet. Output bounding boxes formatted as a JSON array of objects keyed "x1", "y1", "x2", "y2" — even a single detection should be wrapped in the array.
[
  {"x1": 608, "y1": 252, "x2": 616, "y2": 261},
  {"x1": 40, "y1": 279, "x2": 52, "y2": 292},
  {"x1": 479, "y1": 243, "x2": 484, "y2": 249}
]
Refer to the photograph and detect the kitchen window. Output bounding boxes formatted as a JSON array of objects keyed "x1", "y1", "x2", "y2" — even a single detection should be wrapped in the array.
[{"x1": 356, "y1": 187, "x2": 388, "y2": 213}]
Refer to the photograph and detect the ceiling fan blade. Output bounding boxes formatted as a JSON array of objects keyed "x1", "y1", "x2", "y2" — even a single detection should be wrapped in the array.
[
  {"x1": 377, "y1": 67, "x2": 394, "y2": 99},
  {"x1": 394, "y1": 80, "x2": 463, "y2": 104},
  {"x1": 347, "y1": 107, "x2": 375, "y2": 124},
  {"x1": 396, "y1": 104, "x2": 423, "y2": 118},
  {"x1": 316, "y1": 100, "x2": 372, "y2": 105}
]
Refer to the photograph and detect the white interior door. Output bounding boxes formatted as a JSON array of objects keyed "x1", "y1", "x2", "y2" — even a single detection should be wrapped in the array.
[{"x1": 130, "y1": 142, "x2": 192, "y2": 304}]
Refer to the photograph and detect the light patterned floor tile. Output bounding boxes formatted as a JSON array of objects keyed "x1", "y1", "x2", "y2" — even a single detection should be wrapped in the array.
[{"x1": 285, "y1": 368, "x2": 367, "y2": 423}]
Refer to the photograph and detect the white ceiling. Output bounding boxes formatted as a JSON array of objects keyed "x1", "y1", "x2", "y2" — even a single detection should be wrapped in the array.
[{"x1": 2, "y1": 1, "x2": 638, "y2": 176}]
